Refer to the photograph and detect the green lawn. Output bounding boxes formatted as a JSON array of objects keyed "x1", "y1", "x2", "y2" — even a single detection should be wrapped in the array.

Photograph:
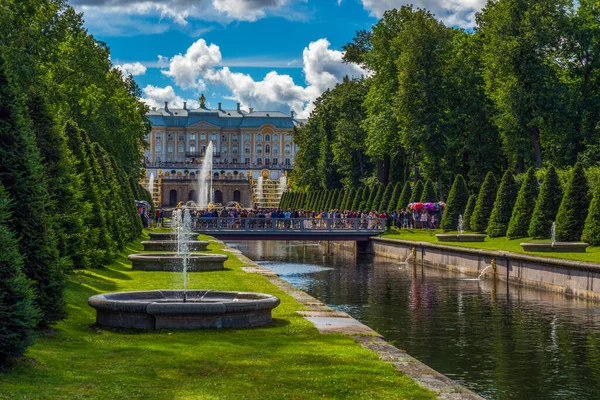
[
  {"x1": 381, "y1": 229, "x2": 600, "y2": 263},
  {"x1": 0, "y1": 231, "x2": 434, "y2": 400}
]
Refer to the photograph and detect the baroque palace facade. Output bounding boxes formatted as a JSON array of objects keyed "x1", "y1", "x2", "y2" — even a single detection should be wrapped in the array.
[{"x1": 143, "y1": 95, "x2": 304, "y2": 209}]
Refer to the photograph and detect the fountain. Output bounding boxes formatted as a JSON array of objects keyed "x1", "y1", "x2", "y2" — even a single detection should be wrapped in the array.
[
  {"x1": 148, "y1": 173, "x2": 155, "y2": 204},
  {"x1": 520, "y1": 222, "x2": 589, "y2": 253},
  {"x1": 256, "y1": 176, "x2": 264, "y2": 206},
  {"x1": 90, "y1": 207, "x2": 280, "y2": 330},
  {"x1": 197, "y1": 142, "x2": 213, "y2": 209},
  {"x1": 436, "y1": 214, "x2": 487, "y2": 242}
]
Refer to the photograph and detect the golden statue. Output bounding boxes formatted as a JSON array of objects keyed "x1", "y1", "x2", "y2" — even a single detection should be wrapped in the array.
[{"x1": 199, "y1": 93, "x2": 206, "y2": 108}]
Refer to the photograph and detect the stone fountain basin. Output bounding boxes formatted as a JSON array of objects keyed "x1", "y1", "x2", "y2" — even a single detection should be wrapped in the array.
[
  {"x1": 88, "y1": 290, "x2": 280, "y2": 329},
  {"x1": 520, "y1": 242, "x2": 589, "y2": 253},
  {"x1": 148, "y1": 232, "x2": 199, "y2": 241},
  {"x1": 142, "y1": 240, "x2": 209, "y2": 252},
  {"x1": 128, "y1": 253, "x2": 227, "y2": 271},
  {"x1": 436, "y1": 234, "x2": 487, "y2": 242}
]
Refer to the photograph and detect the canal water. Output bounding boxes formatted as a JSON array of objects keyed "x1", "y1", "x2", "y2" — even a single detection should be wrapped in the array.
[{"x1": 229, "y1": 240, "x2": 600, "y2": 400}]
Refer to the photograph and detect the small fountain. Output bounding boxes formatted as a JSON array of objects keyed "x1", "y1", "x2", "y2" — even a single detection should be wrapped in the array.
[
  {"x1": 436, "y1": 214, "x2": 486, "y2": 242},
  {"x1": 256, "y1": 176, "x2": 264, "y2": 206},
  {"x1": 148, "y1": 173, "x2": 155, "y2": 204},
  {"x1": 520, "y1": 221, "x2": 589, "y2": 253},
  {"x1": 197, "y1": 142, "x2": 213, "y2": 209}
]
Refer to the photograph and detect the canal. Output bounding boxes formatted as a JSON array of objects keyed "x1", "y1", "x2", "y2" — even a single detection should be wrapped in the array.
[{"x1": 229, "y1": 240, "x2": 600, "y2": 400}]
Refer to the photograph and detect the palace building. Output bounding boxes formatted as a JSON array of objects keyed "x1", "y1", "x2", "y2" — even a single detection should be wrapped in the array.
[{"x1": 143, "y1": 95, "x2": 304, "y2": 209}]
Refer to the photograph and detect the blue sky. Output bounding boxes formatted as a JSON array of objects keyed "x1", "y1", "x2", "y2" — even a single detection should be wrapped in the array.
[{"x1": 70, "y1": 0, "x2": 485, "y2": 117}]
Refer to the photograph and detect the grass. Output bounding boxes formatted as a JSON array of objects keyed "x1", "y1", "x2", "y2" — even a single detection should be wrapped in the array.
[
  {"x1": 0, "y1": 230, "x2": 434, "y2": 400},
  {"x1": 381, "y1": 229, "x2": 600, "y2": 263}
]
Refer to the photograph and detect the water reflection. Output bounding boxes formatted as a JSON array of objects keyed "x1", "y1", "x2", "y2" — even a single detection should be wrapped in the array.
[{"x1": 231, "y1": 240, "x2": 600, "y2": 400}]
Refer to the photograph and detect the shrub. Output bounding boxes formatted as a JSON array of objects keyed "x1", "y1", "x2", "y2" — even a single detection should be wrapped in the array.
[
  {"x1": 352, "y1": 187, "x2": 363, "y2": 211},
  {"x1": 344, "y1": 189, "x2": 355, "y2": 210},
  {"x1": 470, "y1": 172, "x2": 498, "y2": 233},
  {"x1": 420, "y1": 179, "x2": 437, "y2": 203},
  {"x1": 582, "y1": 178, "x2": 600, "y2": 245},
  {"x1": 397, "y1": 181, "x2": 412, "y2": 210},
  {"x1": 365, "y1": 186, "x2": 378, "y2": 210},
  {"x1": 528, "y1": 166, "x2": 563, "y2": 238},
  {"x1": 462, "y1": 194, "x2": 477, "y2": 231},
  {"x1": 371, "y1": 184, "x2": 384, "y2": 211},
  {"x1": 555, "y1": 163, "x2": 590, "y2": 242},
  {"x1": 440, "y1": 175, "x2": 470, "y2": 231},
  {"x1": 359, "y1": 186, "x2": 371, "y2": 210},
  {"x1": 487, "y1": 170, "x2": 518, "y2": 237},
  {"x1": 507, "y1": 167, "x2": 539, "y2": 239},
  {"x1": 379, "y1": 182, "x2": 394, "y2": 212},
  {"x1": 410, "y1": 180, "x2": 424, "y2": 203},
  {"x1": 388, "y1": 182, "x2": 402, "y2": 212}
]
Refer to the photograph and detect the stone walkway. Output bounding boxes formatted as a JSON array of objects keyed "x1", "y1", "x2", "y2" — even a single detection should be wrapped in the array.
[{"x1": 224, "y1": 246, "x2": 484, "y2": 400}]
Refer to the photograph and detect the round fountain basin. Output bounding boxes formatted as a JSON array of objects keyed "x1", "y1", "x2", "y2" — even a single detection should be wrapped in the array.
[
  {"x1": 436, "y1": 234, "x2": 487, "y2": 242},
  {"x1": 148, "y1": 232, "x2": 199, "y2": 241},
  {"x1": 128, "y1": 253, "x2": 227, "y2": 271},
  {"x1": 88, "y1": 290, "x2": 280, "y2": 329},
  {"x1": 142, "y1": 240, "x2": 209, "y2": 252},
  {"x1": 520, "y1": 242, "x2": 589, "y2": 253}
]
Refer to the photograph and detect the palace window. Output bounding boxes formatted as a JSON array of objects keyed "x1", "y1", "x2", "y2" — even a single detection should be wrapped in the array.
[
  {"x1": 285, "y1": 158, "x2": 291, "y2": 166},
  {"x1": 189, "y1": 144, "x2": 196, "y2": 153},
  {"x1": 232, "y1": 134, "x2": 238, "y2": 142},
  {"x1": 256, "y1": 144, "x2": 262, "y2": 154},
  {"x1": 273, "y1": 146, "x2": 279, "y2": 155},
  {"x1": 256, "y1": 133, "x2": 262, "y2": 141},
  {"x1": 201, "y1": 132, "x2": 206, "y2": 140},
  {"x1": 265, "y1": 144, "x2": 271, "y2": 154},
  {"x1": 167, "y1": 143, "x2": 174, "y2": 153},
  {"x1": 190, "y1": 133, "x2": 196, "y2": 140},
  {"x1": 265, "y1": 134, "x2": 270, "y2": 142},
  {"x1": 178, "y1": 133, "x2": 185, "y2": 141},
  {"x1": 221, "y1": 144, "x2": 227, "y2": 154},
  {"x1": 201, "y1": 144, "x2": 206, "y2": 153},
  {"x1": 285, "y1": 133, "x2": 291, "y2": 142},
  {"x1": 221, "y1": 135, "x2": 227, "y2": 142},
  {"x1": 168, "y1": 133, "x2": 174, "y2": 140},
  {"x1": 265, "y1": 158, "x2": 271, "y2": 165},
  {"x1": 245, "y1": 133, "x2": 251, "y2": 141},
  {"x1": 178, "y1": 143, "x2": 184, "y2": 153},
  {"x1": 285, "y1": 144, "x2": 291, "y2": 154},
  {"x1": 245, "y1": 157, "x2": 250, "y2": 165},
  {"x1": 257, "y1": 158, "x2": 262, "y2": 165},
  {"x1": 155, "y1": 132, "x2": 162, "y2": 140},
  {"x1": 245, "y1": 143, "x2": 251, "y2": 154},
  {"x1": 272, "y1": 158, "x2": 278, "y2": 165},
  {"x1": 155, "y1": 142, "x2": 162, "y2": 153},
  {"x1": 273, "y1": 134, "x2": 279, "y2": 142},
  {"x1": 211, "y1": 133, "x2": 217, "y2": 141},
  {"x1": 232, "y1": 144, "x2": 238, "y2": 154}
]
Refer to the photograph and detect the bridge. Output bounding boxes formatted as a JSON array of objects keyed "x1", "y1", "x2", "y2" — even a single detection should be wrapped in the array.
[{"x1": 191, "y1": 217, "x2": 387, "y2": 241}]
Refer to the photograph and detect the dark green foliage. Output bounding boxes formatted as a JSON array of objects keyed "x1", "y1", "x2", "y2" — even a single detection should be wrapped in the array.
[
  {"x1": 462, "y1": 194, "x2": 477, "y2": 231},
  {"x1": 279, "y1": 192, "x2": 287, "y2": 209},
  {"x1": 370, "y1": 184, "x2": 384, "y2": 211},
  {"x1": 379, "y1": 182, "x2": 394, "y2": 212},
  {"x1": 111, "y1": 158, "x2": 142, "y2": 238},
  {"x1": 529, "y1": 166, "x2": 563, "y2": 238},
  {"x1": 487, "y1": 170, "x2": 518, "y2": 237},
  {"x1": 397, "y1": 181, "x2": 412, "y2": 210},
  {"x1": 360, "y1": 187, "x2": 371, "y2": 210},
  {"x1": 410, "y1": 180, "x2": 424, "y2": 203},
  {"x1": 388, "y1": 182, "x2": 402, "y2": 212},
  {"x1": 555, "y1": 163, "x2": 590, "y2": 242},
  {"x1": 507, "y1": 168, "x2": 539, "y2": 239},
  {"x1": 0, "y1": 54, "x2": 65, "y2": 325},
  {"x1": 328, "y1": 189, "x2": 339, "y2": 210},
  {"x1": 0, "y1": 184, "x2": 40, "y2": 365},
  {"x1": 420, "y1": 179, "x2": 437, "y2": 203},
  {"x1": 440, "y1": 175, "x2": 470, "y2": 231},
  {"x1": 470, "y1": 172, "x2": 498, "y2": 233},
  {"x1": 582, "y1": 178, "x2": 600, "y2": 245},
  {"x1": 345, "y1": 189, "x2": 356, "y2": 210},
  {"x1": 352, "y1": 187, "x2": 363, "y2": 211}
]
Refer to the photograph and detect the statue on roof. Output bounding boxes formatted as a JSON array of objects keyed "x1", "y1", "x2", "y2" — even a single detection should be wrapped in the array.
[{"x1": 199, "y1": 93, "x2": 206, "y2": 108}]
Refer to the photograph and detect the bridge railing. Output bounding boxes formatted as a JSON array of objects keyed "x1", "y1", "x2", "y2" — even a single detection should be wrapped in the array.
[{"x1": 191, "y1": 217, "x2": 387, "y2": 232}]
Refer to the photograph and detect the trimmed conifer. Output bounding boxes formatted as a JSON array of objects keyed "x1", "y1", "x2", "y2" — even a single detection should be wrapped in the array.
[
  {"x1": 359, "y1": 187, "x2": 371, "y2": 210},
  {"x1": 528, "y1": 166, "x2": 563, "y2": 238},
  {"x1": 470, "y1": 172, "x2": 498, "y2": 233},
  {"x1": 487, "y1": 170, "x2": 518, "y2": 237},
  {"x1": 352, "y1": 187, "x2": 363, "y2": 211},
  {"x1": 440, "y1": 175, "x2": 469, "y2": 231},
  {"x1": 0, "y1": 54, "x2": 65, "y2": 325},
  {"x1": 507, "y1": 167, "x2": 539, "y2": 239},
  {"x1": 555, "y1": 163, "x2": 590, "y2": 242},
  {"x1": 328, "y1": 189, "x2": 339, "y2": 210},
  {"x1": 420, "y1": 179, "x2": 437, "y2": 203},
  {"x1": 397, "y1": 181, "x2": 412, "y2": 210},
  {"x1": 388, "y1": 182, "x2": 402, "y2": 212},
  {"x1": 0, "y1": 184, "x2": 40, "y2": 364},
  {"x1": 462, "y1": 194, "x2": 477, "y2": 231},
  {"x1": 371, "y1": 184, "x2": 384, "y2": 211},
  {"x1": 410, "y1": 180, "x2": 424, "y2": 203},
  {"x1": 582, "y1": 179, "x2": 600, "y2": 245},
  {"x1": 342, "y1": 189, "x2": 353, "y2": 210},
  {"x1": 379, "y1": 182, "x2": 394, "y2": 212},
  {"x1": 111, "y1": 158, "x2": 142, "y2": 239}
]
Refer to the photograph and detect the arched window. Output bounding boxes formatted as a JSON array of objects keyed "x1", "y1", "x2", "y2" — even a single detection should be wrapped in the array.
[
  {"x1": 178, "y1": 133, "x2": 185, "y2": 141},
  {"x1": 245, "y1": 133, "x2": 250, "y2": 141},
  {"x1": 232, "y1": 134, "x2": 238, "y2": 142},
  {"x1": 265, "y1": 144, "x2": 271, "y2": 154},
  {"x1": 233, "y1": 190, "x2": 241, "y2": 202},
  {"x1": 155, "y1": 142, "x2": 162, "y2": 153},
  {"x1": 214, "y1": 190, "x2": 223, "y2": 204},
  {"x1": 155, "y1": 132, "x2": 162, "y2": 140},
  {"x1": 285, "y1": 133, "x2": 291, "y2": 142},
  {"x1": 211, "y1": 133, "x2": 217, "y2": 141},
  {"x1": 189, "y1": 172, "x2": 196, "y2": 178},
  {"x1": 189, "y1": 143, "x2": 196, "y2": 153},
  {"x1": 232, "y1": 144, "x2": 238, "y2": 154},
  {"x1": 188, "y1": 190, "x2": 196, "y2": 201},
  {"x1": 273, "y1": 145, "x2": 279, "y2": 155},
  {"x1": 169, "y1": 189, "x2": 178, "y2": 207},
  {"x1": 190, "y1": 133, "x2": 196, "y2": 140},
  {"x1": 168, "y1": 133, "x2": 174, "y2": 140},
  {"x1": 273, "y1": 134, "x2": 279, "y2": 142},
  {"x1": 221, "y1": 144, "x2": 227, "y2": 154},
  {"x1": 285, "y1": 144, "x2": 291, "y2": 154},
  {"x1": 178, "y1": 143, "x2": 184, "y2": 153},
  {"x1": 201, "y1": 132, "x2": 206, "y2": 140},
  {"x1": 221, "y1": 134, "x2": 227, "y2": 142},
  {"x1": 256, "y1": 144, "x2": 262, "y2": 154},
  {"x1": 213, "y1": 172, "x2": 219, "y2": 178},
  {"x1": 265, "y1": 134, "x2": 271, "y2": 142},
  {"x1": 256, "y1": 133, "x2": 262, "y2": 141},
  {"x1": 167, "y1": 143, "x2": 174, "y2": 153}
]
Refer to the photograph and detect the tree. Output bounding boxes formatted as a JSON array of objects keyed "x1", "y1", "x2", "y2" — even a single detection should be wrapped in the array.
[
  {"x1": 528, "y1": 166, "x2": 563, "y2": 238},
  {"x1": 352, "y1": 187, "x2": 364, "y2": 211},
  {"x1": 371, "y1": 184, "x2": 384, "y2": 211},
  {"x1": 507, "y1": 167, "x2": 539, "y2": 239},
  {"x1": 360, "y1": 187, "x2": 371, "y2": 210},
  {"x1": 555, "y1": 163, "x2": 590, "y2": 241},
  {"x1": 420, "y1": 179, "x2": 437, "y2": 203},
  {"x1": 388, "y1": 182, "x2": 402, "y2": 212},
  {"x1": 487, "y1": 170, "x2": 518, "y2": 237},
  {"x1": 397, "y1": 181, "x2": 412, "y2": 210},
  {"x1": 378, "y1": 182, "x2": 394, "y2": 212},
  {"x1": 582, "y1": 178, "x2": 600, "y2": 245},
  {"x1": 440, "y1": 175, "x2": 469, "y2": 231},
  {"x1": 410, "y1": 180, "x2": 424, "y2": 203},
  {"x1": 0, "y1": 184, "x2": 40, "y2": 365},
  {"x1": 462, "y1": 194, "x2": 477, "y2": 231},
  {"x1": 367, "y1": 184, "x2": 381, "y2": 211},
  {"x1": 470, "y1": 172, "x2": 498, "y2": 233},
  {"x1": 0, "y1": 52, "x2": 65, "y2": 325}
]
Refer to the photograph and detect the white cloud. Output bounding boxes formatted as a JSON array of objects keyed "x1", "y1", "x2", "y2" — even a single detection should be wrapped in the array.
[
  {"x1": 360, "y1": 0, "x2": 486, "y2": 28},
  {"x1": 211, "y1": 0, "x2": 289, "y2": 21},
  {"x1": 142, "y1": 85, "x2": 199, "y2": 109},
  {"x1": 116, "y1": 61, "x2": 147, "y2": 76},
  {"x1": 161, "y1": 39, "x2": 221, "y2": 89}
]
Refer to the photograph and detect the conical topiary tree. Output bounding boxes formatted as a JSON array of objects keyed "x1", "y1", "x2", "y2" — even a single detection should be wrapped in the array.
[
  {"x1": 410, "y1": 180, "x2": 424, "y2": 203},
  {"x1": 555, "y1": 163, "x2": 590, "y2": 242},
  {"x1": 528, "y1": 166, "x2": 563, "y2": 238},
  {"x1": 420, "y1": 179, "x2": 437, "y2": 203},
  {"x1": 365, "y1": 186, "x2": 377, "y2": 210},
  {"x1": 440, "y1": 175, "x2": 470, "y2": 231},
  {"x1": 388, "y1": 182, "x2": 402, "y2": 212},
  {"x1": 397, "y1": 181, "x2": 412, "y2": 210},
  {"x1": 379, "y1": 182, "x2": 394, "y2": 212},
  {"x1": 487, "y1": 170, "x2": 518, "y2": 238},
  {"x1": 352, "y1": 187, "x2": 363, "y2": 211},
  {"x1": 462, "y1": 194, "x2": 477, "y2": 231},
  {"x1": 507, "y1": 167, "x2": 539, "y2": 239},
  {"x1": 470, "y1": 172, "x2": 498, "y2": 233},
  {"x1": 371, "y1": 184, "x2": 384, "y2": 211},
  {"x1": 329, "y1": 189, "x2": 340, "y2": 210},
  {"x1": 582, "y1": 179, "x2": 600, "y2": 245},
  {"x1": 0, "y1": 184, "x2": 41, "y2": 365},
  {"x1": 359, "y1": 186, "x2": 371, "y2": 210},
  {"x1": 344, "y1": 189, "x2": 355, "y2": 210}
]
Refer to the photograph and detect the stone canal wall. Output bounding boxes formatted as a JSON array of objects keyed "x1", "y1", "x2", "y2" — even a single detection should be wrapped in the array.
[{"x1": 341, "y1": 237, "x2": 600, "y2": 301}]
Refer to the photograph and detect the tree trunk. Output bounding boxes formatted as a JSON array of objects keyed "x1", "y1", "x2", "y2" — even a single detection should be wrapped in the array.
[{"x1": 531, "y1": 125, "x2": 542, "y2": 169}]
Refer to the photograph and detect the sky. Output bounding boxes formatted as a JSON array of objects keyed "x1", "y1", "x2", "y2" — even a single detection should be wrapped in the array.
[{"x1": 69, "y1": 0, "x2": 486, "y2": 118}]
